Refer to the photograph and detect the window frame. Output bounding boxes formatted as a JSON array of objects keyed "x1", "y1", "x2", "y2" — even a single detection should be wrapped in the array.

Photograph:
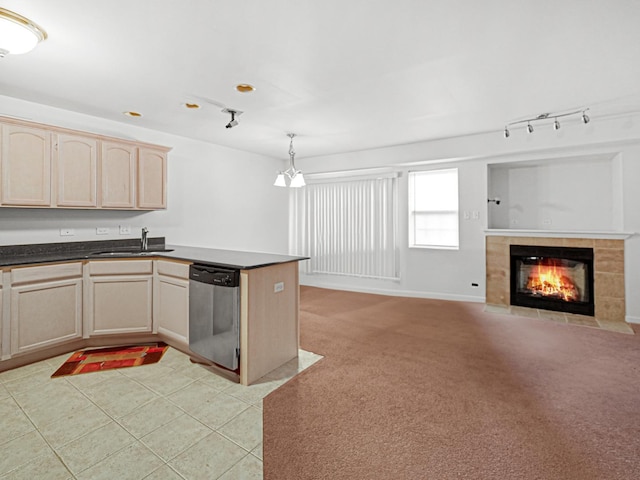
[{"x1": 408, "y1": 168, "x2": 460, "y2": 250}]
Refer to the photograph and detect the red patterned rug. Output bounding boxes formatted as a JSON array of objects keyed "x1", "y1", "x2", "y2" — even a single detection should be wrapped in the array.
[{"x1": 51, "y1": 343, "x2": 169, "y2": 378}]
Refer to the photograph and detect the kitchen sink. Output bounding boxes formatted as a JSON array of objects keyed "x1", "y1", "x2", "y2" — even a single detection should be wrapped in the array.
[{"x1": 88, "y1": 248, "x2": 174, "y2": 257}]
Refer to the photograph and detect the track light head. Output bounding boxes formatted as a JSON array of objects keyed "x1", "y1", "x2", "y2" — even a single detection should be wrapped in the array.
[
  {"x1": 553, "y1": 118, "x2": 560, "y2": 130},
  {"x1": 503, "y1": 126, "x2": 510, "y2": 138},
  {"x1": 582, "y1": 111, "x2": 590, "y2": 124},
  {"x1": 222, "y1": 108, "x2": 242, "y2": 129},
  {"x1": 527, "y1": 123, "x2": 534, "y2": 134}
]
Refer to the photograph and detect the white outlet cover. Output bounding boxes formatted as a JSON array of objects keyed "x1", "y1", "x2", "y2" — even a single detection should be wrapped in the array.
[{"x1": 119, "y1": 225, "x2": 131, "y2": 235}]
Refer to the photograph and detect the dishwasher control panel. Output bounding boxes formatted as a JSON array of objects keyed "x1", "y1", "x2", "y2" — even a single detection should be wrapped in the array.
[{"x1": 189, "y1": 264, "x2": 240, "y2": 287}]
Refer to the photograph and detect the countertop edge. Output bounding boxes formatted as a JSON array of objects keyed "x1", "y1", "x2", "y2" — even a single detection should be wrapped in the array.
[{"x1": 0, "y1": 242, "x2": 309, "y2": 270}]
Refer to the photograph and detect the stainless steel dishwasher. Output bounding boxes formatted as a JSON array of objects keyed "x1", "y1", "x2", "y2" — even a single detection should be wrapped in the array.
[{"x1": 188, "y1": 264, "x2": 240, "y2": 370}]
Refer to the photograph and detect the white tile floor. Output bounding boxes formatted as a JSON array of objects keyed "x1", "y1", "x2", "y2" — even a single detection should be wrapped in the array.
[{"x1": 0, "y1": 347, "x2": 322, "y2": 480}]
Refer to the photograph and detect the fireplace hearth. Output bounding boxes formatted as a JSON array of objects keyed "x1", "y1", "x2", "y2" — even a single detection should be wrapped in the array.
[
  {"x1": 485, "y1": 235, "x2": 630, "y2": 334},
  {"x1": 511, "y1": 245, "x2": 594, "y2": 316}
]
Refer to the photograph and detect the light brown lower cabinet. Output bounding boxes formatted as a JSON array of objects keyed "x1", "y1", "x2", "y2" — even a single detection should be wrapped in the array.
[
  {"x1": 10, "y1": 263, "x2": 83, "y2": 356},
  {"x1": 154, "y1": 260, "x2": 189, "y2": 348},
  {"x1": 1, "y1": 258, "x2": 300, "y2": 386},
  {"x1": 85, "y1": 260, "x2": 153, "y2": 336}
]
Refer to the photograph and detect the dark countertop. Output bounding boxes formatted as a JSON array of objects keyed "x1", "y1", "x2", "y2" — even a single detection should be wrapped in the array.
[
  {"x1": 0, "y1": 238, "x2": 308, "y2": 269},
  {"x1": 162, "y1": 245, "x2": 306, "y2": 269}
]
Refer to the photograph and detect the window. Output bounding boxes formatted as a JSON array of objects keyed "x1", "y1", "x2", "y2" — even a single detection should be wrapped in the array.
[
  {"x1": 409, "y1": 168, "x2": 459, "y2": 249},
  {"x1": 293, "y1": 174, "x2": 399, "y2": 280}
]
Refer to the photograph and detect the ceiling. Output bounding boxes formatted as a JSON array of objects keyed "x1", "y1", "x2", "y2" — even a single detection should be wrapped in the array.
[{"x1": 2, "y1": 0, "x2": 640, "y2": 160}]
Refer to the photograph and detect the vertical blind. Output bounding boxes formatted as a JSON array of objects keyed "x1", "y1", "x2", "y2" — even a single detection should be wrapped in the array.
[{"x1": 295, "y1": 175, "x2": 399, "y2": 280}]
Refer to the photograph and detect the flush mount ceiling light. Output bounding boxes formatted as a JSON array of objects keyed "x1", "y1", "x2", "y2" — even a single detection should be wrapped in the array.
[
  {"x1": 503, "y1": 108, "x2": 590, "y2": 138},
  {"x1": 0, "y1": 7, "x2": 47, "y2": 57},
  {"x1": 274, "y1": 133, "x2": 305, "y2": 188},
  {"x1": 222, "y1": 108, "x2": 242, "y2": 128}
]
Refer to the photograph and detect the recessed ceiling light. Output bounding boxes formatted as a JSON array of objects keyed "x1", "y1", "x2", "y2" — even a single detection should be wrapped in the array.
[
  {"x1": 236, "y1": 84, "x2": 255, "y2": 93},
  {"x1": 123, "y1": 111, "x2": 143, "y2": 118},
  {"x1": 184, "y1": 103, "x2": 201, "y2": 109}
]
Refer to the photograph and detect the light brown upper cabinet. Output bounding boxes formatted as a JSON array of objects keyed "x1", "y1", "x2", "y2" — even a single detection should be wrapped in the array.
[
  {"x1": 100, "y1": 141, "x2": 137, "y2": 209},
  {"x1": 1, "y1": 123, "x2": 51, "y2": 206},
  {"x1": 0, "y1": 116, "x2": 170, "y2": 210},
  {"x1": 53, "y1": 133, "x2": 98, "y2": 207},
  {"x1": 138, "y1": 147, "x2": 167, "y2": 209}
]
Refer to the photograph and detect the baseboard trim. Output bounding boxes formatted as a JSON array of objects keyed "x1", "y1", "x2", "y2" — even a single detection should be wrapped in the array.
[{"x1": 626, "y1": 315, "x2": 640, "y2": 324}]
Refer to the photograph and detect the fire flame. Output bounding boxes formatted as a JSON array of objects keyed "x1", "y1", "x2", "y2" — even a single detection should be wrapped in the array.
[{"x1": 525, "y1": 261, "x2": 579, "y2": 302}]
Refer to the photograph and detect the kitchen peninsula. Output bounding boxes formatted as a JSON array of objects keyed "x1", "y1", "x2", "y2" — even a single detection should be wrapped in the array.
[{"x1": 0, "y1": 239, "x2": 307, "y2": 385}]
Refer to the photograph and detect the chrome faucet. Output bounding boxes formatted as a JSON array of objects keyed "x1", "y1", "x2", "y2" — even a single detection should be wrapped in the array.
[{"x1": 141, "y1": 227, "x2": 149, "y2": 251}]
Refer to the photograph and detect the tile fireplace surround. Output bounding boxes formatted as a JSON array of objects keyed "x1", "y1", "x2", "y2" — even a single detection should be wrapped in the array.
[{"x1": 485, "y1": 235, "x2": 633, "y2": 334}]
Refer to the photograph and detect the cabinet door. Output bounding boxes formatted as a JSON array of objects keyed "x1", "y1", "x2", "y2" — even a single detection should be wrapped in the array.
[
  {"x1": 154, "y1": 261, "x2": 189, "y2": 347},
  {"x1": 11, "y1": 278, "x2": 83, "y2": 355},
  {"x1": 1, "y1": 124, "x2": 51, "y2": 206},
  {"x1": 155, "y1": 268, "x2": 189, "y2": 346},
  {"x1": 100, "y1": 141, "x2": 136, "y2": 208},
  {"x1": 88, "y1": 275, "x2": 153, "y2": 335},
  {"x1": 54, "y1": 133, "x2": 98, "y2": 207},
  {"x1": 138, "y1": 147, "x2": 167, "y2": 209}
]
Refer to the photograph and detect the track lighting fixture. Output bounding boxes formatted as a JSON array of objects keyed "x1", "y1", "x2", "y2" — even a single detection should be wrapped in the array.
[
  {"x1": 222, "y1": 108, "x2": 242, "y2": 128},
  {"x1": 274, "y1": 133, "x2": 305, "y2": 188},
  {"x1": 503, "y1": 108, "x2": 590, "y2": 138}
]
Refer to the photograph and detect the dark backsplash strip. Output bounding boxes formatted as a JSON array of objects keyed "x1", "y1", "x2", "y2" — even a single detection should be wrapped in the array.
[{"x1": 0, "y1": 237, "x2": 166, "y2": 258}]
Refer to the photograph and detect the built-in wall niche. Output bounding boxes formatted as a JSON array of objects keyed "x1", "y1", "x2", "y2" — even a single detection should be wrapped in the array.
[{"x1": 487, "y1": 153, "x2": 623, "y2": 231}]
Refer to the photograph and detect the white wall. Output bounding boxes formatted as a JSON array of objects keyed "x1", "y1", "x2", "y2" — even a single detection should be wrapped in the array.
[
  {"x1": 488, "y1": 154, "x2": 621, "y2": 231},
  {"x1": 295, "y1": 112, "x2": 640, "y2": 323},
  {"x1": 0, "y1": 96, "x2": 290, "y2": 254}
]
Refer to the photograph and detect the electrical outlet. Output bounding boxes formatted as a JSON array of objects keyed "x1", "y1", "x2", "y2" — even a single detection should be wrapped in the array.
[
  {"x1": 472, "y1": 211, "x2": 480, "y2": 220},
  {"x1": 543, "y1": 219, "x2": 552, "y2": 226},
  {"x1": 463, "y1": 211, "x2": 470, "y2": 220},
  {"x1": 60, "y1": 228, "x2": 75, "y2": 236},
  {"x1": 274, "y1": 281, "x2": 285, "y2": 293},
  {"x1": 119, "y1": 225, "x2": 131, "y2": 235},
  {"x1": 96, "y1": 227, "x2": 109, "y2": 235}
]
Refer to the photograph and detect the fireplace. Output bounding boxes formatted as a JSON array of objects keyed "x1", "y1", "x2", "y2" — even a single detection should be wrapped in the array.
[{"x1": 510, "y1": 245, "x2": 594, "y2": 316}]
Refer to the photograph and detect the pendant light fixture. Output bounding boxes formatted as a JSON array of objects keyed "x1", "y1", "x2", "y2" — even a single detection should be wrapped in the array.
[
  {"x1": 0, "y1": 8, "x2": 47, "y2": 57},
  {"x1": 274, "y1": 133, "x2": 305, "y2": 188}
]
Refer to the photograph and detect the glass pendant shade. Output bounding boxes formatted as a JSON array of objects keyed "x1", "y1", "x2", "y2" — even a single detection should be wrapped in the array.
[
  {"x1": 274, "y1": 173, "x2": 287, "y2": 187},
  {"x1": 0, "y1": 8, "x2": 47, "y2": 56},
  {"x1": 290, "y1": 173, "x2": 306, "y2": 188}
]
